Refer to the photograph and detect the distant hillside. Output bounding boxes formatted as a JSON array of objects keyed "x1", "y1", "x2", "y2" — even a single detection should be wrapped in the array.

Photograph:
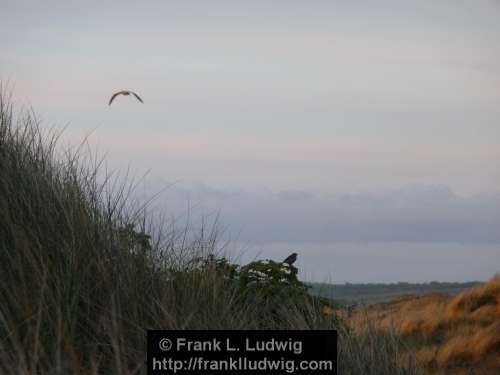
[{"x1": 307, "y1": 281, "x2": 482, "y2": 304}]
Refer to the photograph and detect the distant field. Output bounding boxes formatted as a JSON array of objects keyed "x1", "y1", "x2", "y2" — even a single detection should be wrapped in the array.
[{"x1": 307, "y1": 281, "x2": 482, "y2": 304}]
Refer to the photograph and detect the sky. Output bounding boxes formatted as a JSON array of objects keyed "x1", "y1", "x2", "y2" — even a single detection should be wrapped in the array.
[{"x1": 1, "y1": 0, "x2": 499, "y2": 282}]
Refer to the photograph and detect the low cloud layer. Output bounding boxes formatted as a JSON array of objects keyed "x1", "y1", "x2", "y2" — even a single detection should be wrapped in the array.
[{"x1": 148, "y1": 183, "x2": 500, "y2": 245}]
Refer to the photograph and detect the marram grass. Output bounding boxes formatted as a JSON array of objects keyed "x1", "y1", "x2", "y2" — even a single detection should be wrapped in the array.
[{"x1": 0, "y1": 87, "x2": 421, "y2": 374}]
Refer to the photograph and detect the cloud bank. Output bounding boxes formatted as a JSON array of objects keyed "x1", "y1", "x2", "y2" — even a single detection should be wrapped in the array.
[{"x1": 150, "y1": 183, "x2": 500, "y2": 245}]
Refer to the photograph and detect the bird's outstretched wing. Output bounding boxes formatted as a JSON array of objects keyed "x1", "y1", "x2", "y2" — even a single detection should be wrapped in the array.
[
  {"x1": 131, "y1": 91, "x2": 144, "y2": 103},
  {"x1": 108, "y1": 91, "x2": 123, "y2": 105}
]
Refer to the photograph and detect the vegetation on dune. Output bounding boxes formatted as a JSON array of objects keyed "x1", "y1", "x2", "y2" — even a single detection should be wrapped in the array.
[
  {"x1": 352, "y1": 275, "x2": 500, "y2": 374},
  {"x1": 0, "y1": 88, "x2": 422, "y2": 374}
]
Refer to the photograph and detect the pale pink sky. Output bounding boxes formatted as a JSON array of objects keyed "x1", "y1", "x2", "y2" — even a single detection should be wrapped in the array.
[{"x1": 2, "y1": 0, "x2": 499, "y2": 281}]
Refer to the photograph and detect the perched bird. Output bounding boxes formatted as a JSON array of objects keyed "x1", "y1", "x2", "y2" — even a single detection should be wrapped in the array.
[
  {"x1": 108, "y1": 90, "x2": 144, "y2": 105},
  {"x1": 282, "y1": 252, "x2": 298, "y2": 265}
]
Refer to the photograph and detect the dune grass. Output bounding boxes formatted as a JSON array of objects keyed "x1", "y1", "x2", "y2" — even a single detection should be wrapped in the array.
[
  {"x1": 0, "y1": 88, "x2": 422, "y2": 374},
  {"x1": 353, "y1": 275, "x2": 500, "y2": 373}
]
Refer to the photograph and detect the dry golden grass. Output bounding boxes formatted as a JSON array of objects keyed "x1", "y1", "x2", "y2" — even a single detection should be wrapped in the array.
[{"x1": 348, "y1": 274, "x2": 500, "y2": 374}]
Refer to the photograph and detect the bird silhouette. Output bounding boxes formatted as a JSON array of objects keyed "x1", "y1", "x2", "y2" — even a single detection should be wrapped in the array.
[
  {"x1": 108, "y1": 90, "x2": 144, "y2": 105},
  {"x1": 282, "y1": 252, "x2": 298, "y2": 265}
]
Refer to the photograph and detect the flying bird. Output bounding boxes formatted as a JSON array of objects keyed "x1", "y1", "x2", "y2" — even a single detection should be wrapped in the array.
[
  {"x1": 282, "y1": 252, "x2": 298, "y2": 266},
  {"x1": 108, "y1": 90, "x2": 144, "y2": 105}
]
